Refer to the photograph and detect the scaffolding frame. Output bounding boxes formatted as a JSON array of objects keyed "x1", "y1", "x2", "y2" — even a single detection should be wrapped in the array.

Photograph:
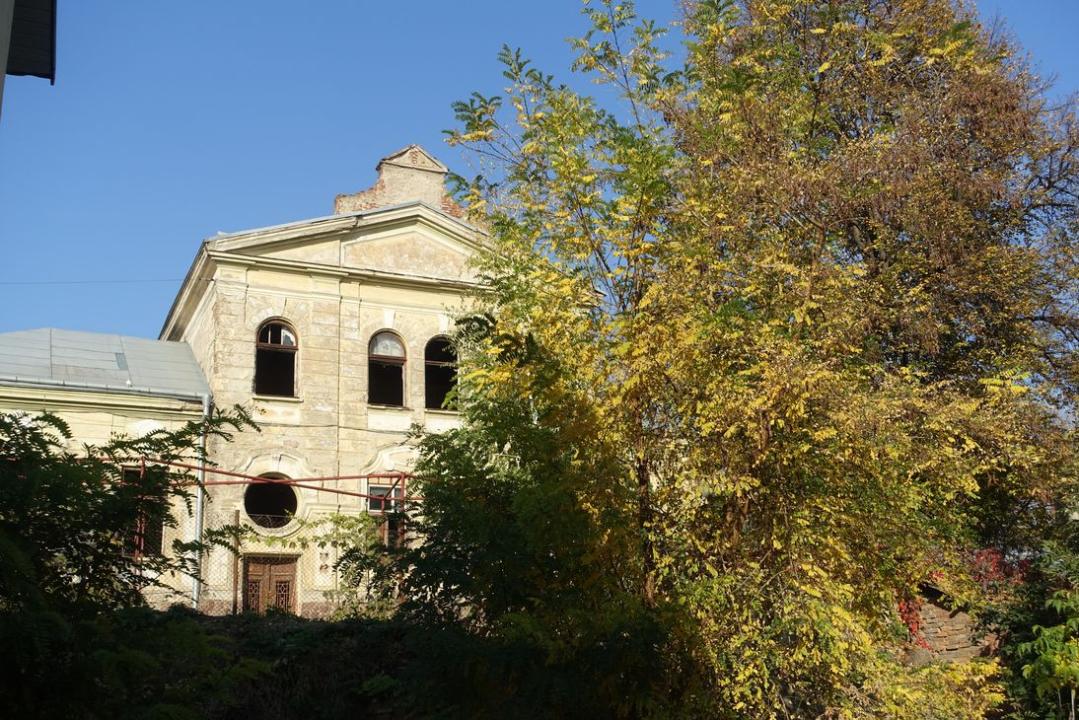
[
  {"x1": 132, "y1": 457, "x2": 417, "y2": 613},
  {"x1": 148, "y1": 458, "x2": 415, "y2": 504}
]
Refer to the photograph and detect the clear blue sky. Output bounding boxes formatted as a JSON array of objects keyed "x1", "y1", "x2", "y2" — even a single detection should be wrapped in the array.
[{"x1": 1, "y1": 1, "x2": 1075, "y2": 339}]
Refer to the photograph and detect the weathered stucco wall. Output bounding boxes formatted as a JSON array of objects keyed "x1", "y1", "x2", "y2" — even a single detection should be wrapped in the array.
[
  {"x1": 190, "y1": 262, "x2": 470, "y2": 616},
  {"x1": 340, "y1": 226, "x2": 475, "y2": 283},
  {"x1": 173, "y1": 153, "x2": 477, "y2": 616},
  {"x1": 142, "y1": 145, "x2": 484, "y2": 616}
]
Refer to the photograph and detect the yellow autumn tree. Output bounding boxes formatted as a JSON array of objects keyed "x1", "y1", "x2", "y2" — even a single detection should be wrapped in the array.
[{"x1": 403, "y1": 1, "x2": 1078, "y2": 717}]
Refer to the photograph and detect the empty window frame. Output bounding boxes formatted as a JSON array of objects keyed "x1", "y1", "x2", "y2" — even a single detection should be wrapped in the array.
[
  {"x1": 368, "y1": 483, "x2": 405, "y2": 546},
  {"x1": 255, "y1": 321, "x2": 298, "y2": 397},
  {"x1": 367, "y1": 484, "x2": 403, "y2": 514},
  {"x1": 244, "y1": 474, "x2": 298, "y2": 529},
  {"x1": 122, "y1": 467, "x2": 164, "y2": 557},
  {"x1": 368, "y1": 331, "x2": 406, "y2": 406},
  {"x1": 424, "y1": 337, "x2": 457, "y2": 410}
]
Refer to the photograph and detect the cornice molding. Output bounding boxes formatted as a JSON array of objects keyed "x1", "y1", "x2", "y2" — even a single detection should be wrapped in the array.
[
  {"x1": 0, "y1": 385, "x2": 205, "y2": 417},
  {"x1": 209, "y1": 202, "x2": 487, "y2": 255},
  {"x1": 209, "y1": 249, "x2": 481, "y2": 292}
]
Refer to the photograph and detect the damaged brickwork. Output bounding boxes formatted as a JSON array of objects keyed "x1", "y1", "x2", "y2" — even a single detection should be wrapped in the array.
[
  {"x1": 907, "y1": 587, "x2": 996, "y2": 665},
  {"x1": 334, "y1": 145, "x2": 468, "y2": 219}
]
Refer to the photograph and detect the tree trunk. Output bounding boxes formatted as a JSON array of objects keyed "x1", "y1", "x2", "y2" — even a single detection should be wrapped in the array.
[{"x1": 636, "y1": 454, "x2": 656, "y2": 607}]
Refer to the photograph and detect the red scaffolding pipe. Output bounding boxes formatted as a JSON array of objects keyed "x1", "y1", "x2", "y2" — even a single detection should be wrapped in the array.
[
  {"x1": 159, "y1": 459, "x2": 410, "y2": 484},
  {"x1": 142, "y1": 458, "x2": 418, "y2": 503}
]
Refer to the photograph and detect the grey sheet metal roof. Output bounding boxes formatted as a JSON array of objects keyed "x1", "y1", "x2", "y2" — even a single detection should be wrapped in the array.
[{"x1": 0, "y1": 328, "x2": 210, "y2": 399}]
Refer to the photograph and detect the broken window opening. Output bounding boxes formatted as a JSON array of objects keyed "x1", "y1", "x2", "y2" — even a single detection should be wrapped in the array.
[
  {"x1": 122, "y1": 467, "x2": 164, "y2": 557},
  {"x1": 139, "y1": 514, "x2": 164, "y2": 556},
  {"x1": 424, "y1": 336, "x2": 457, "y2": 410},
  {"x1": 244, "y1": 474, "x2": 298, "y2": 529},
  {"x1": 368, "y1": 331, "x2": 405, "y2": 406},
  {"x1": 255, "y1": 321, "x2": 298, "y2": 397},
  {"x1": 369, "y1": 484, "x2": 405, "y2": 546},
  {"x1": 368, "y1": 484, "x2": 403, "y2": 514}
]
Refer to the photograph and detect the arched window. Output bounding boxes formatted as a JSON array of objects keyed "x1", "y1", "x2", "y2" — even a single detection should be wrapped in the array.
[
  {"x1": 368, "y1": 331, "x2": 405, "y2": 406},
  {"x1": 424, "y1": 337, "x2": 457, "y2": 410},
  {"x1": 244, "y1": 474, "x2": 297, "y2": 529},
  {"x1": 255, "y1": 321, "x2": 297, "y2": 397}
]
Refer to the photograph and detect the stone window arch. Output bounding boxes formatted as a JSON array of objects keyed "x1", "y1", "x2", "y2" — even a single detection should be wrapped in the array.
[
  {"x1": 255, "y1": 320, "x2": 298, "y2": 397},
  {"x1": 368, "y1": 331, "x2": 406, "y2": 406},
  {"x1": 424, "y1": 336, "x2": 457, "y2": 410}
]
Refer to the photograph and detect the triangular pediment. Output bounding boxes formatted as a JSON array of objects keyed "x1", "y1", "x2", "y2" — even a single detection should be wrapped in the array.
[
  {"x1": 338, "y1": 223, "x2": 476, "y2": 282},
  {"x1": 205, "y1": 203, "x2": 484, "y2": 284},
  {"x1": 378, "y1": 144, "x2": 448, "y2": 174}
]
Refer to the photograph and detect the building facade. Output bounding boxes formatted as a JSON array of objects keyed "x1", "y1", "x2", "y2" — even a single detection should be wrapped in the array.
[
  {"x1": 0, "y1": 145, "x2": 483, "y2": 616},
  {"x1": 161, "y1": 145, "x2": 482, "y2": 616}
]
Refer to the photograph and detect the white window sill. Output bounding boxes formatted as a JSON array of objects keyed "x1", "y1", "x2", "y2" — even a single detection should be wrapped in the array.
[{"x1": 253, "y1": 394, "x2": 303, "y2": 403}]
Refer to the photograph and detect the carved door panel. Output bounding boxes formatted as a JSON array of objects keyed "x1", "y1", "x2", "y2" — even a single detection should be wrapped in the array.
[{"x1": 242, "y1": 556, "x2": 297, "y2": 613}]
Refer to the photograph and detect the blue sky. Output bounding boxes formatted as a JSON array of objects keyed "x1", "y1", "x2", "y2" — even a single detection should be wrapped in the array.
[{"x1": 1, "y1": 1, "x2": 1075, "y2": 339}]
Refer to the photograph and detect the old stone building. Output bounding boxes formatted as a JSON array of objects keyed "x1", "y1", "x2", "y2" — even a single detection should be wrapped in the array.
[
  {"x1": 160, "y1": 145, "x2": 483, "y2": 615},
  {"x1": 0, "y1": 145, "x2": 483, "y2": 616}
]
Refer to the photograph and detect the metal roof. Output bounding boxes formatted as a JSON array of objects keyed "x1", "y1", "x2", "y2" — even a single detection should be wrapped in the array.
[{"x1": 0, "y1": 328, "x2": 210, "y2": 400}]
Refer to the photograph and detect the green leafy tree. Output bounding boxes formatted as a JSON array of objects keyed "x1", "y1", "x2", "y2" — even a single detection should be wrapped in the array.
[
  {"x1": 1021, "y1": 587, "x2": 1079, "y2": 720},
  {"x1": 0, "y1": 409, "x2": 254, "y2": 610},
  {"x1": 0, "y1": 408, "x2": 260, "y2": 717},
  {"x1": 993, "y1": 537, "x2": 1079, "y2": 719},
  {"x1": 406, "y1": 0, "x2": 1078, "y2": 716}
]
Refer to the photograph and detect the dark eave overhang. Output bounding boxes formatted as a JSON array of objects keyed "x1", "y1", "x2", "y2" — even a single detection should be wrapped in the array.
[{"x1": 6, "y1": 0, "x2": 56, "y2": 83}]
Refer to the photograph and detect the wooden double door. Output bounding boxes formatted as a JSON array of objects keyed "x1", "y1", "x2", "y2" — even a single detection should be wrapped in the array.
[{"x1": 243, "y1": 555, "x2": 298, "y2": 613}]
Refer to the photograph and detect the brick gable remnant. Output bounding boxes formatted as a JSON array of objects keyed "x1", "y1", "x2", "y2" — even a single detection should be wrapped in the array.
[{"x1": 334, "y1": 144, "x2": 467, "y2": 220}]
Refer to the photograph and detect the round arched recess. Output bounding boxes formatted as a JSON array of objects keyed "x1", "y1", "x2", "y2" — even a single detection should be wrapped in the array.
[{"x1": 244, "y1": 474, "x2": 298, "y2": 529}]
